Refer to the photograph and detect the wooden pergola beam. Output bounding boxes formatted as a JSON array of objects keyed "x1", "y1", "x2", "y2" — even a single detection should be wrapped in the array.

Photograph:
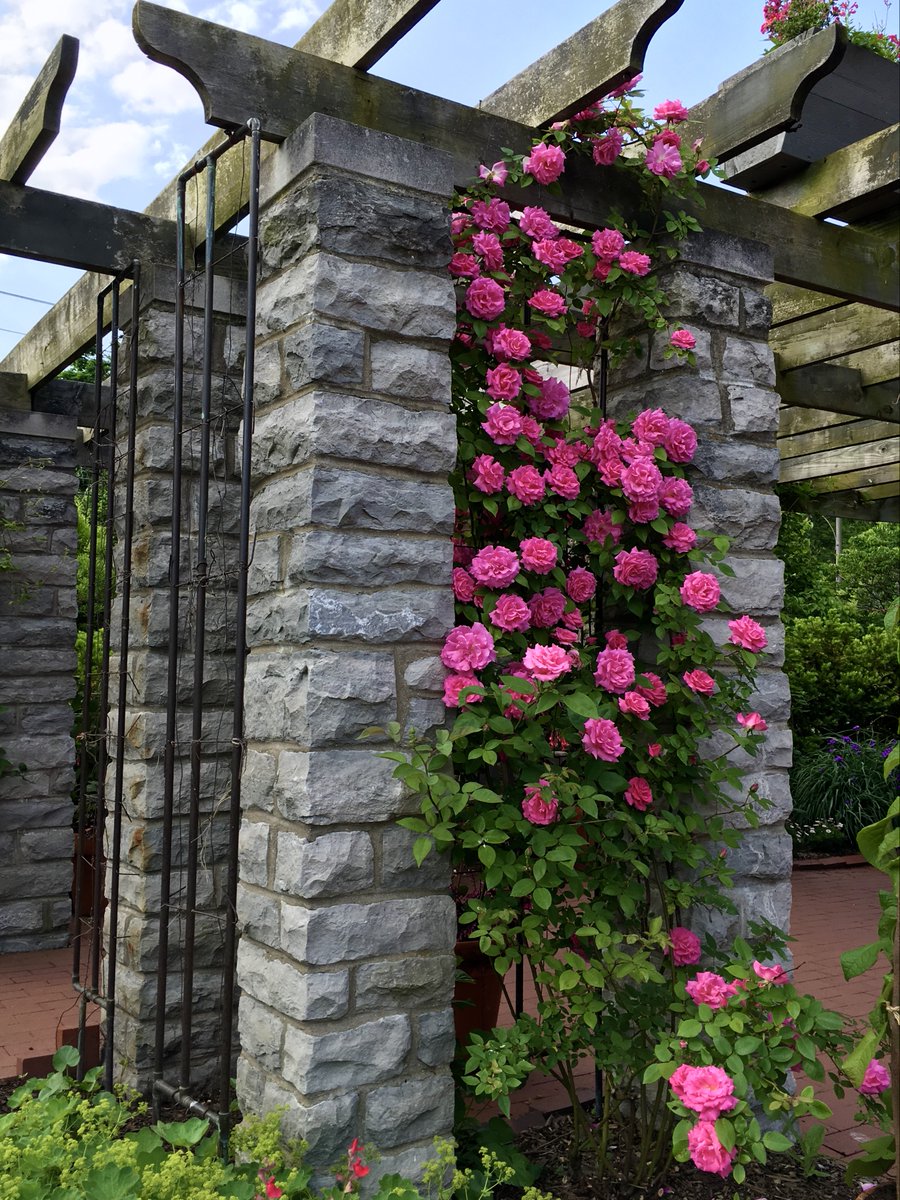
[
  {"x1": 778, "y1": 417, "x2": 899, "y2": 460},
  {"x1": 771, "y1": 303, "x2": 899, "y2": 370},
  {"x1": 779, "y1": 435, "x2": 899, "y2": 483},
  {"x1": 0, "y1": 35, "x2": 78, "y2": 185},
  {"x1": 827, "y1": 340, "x2": 900, "y2": 386},
  {"x1": 778, "y1": 379, "x2": 900, "y2": 430},
  {"x1": 478, "y1": 0, "x2": 684, "y2": 126},
  {"x1": 298, "y1": 0, "x2": 440, "y2": 71},
  {"x1": 788, "y1": 489, "x2": 899, "y2": 521},
  {"x1": 799, "y1": 460, "x2": 900, "y2": 495}
]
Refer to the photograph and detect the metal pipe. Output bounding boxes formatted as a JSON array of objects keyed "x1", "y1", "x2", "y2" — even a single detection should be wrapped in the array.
[
  {"x1": 104, "y1": 262, "x2": 141, "y2": 1092},
  {"x1": 181, "y1": 154, "x2": 217, "y2": 1089},
  {"x1": 217, "y1": 118, "x2": 261, "y2": 1148},
  {"x1": 153, "y1": 1078, "x2": 222, "y2": 1125}
]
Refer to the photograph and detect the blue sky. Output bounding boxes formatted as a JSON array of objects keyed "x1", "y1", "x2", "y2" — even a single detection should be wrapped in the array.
[{"x1": 0, "y1": 0, "x2": 896, "y2": 363}]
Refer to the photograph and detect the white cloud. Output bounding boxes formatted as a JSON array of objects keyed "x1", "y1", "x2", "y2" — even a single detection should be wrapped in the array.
[
  {"x1": 275, "y1": 1, "x2": 322, "y2": 34},
  {"x1": 78, "y1": 18, "x2": 143, "y2": 80},
  {"x1": 27, "y1": 120, "x2": 162, "y2": 201},
  {"x1": 110, "y1": 59, "x2": 201, "y2": 115},
  {"x1": 199, "y1": 1, "x2": 260, "y2": 32}
]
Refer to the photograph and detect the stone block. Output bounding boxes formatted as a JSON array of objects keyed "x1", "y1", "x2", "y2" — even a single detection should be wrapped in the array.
[
  {"x1": 20, "y1": 827, "x2": 72, "y2": 861},
  {"x1": 280, "y1": 895, "x2": 455, "y2": 964},
  {"x1": 693, "y1": 438, "x2": 780, "y2": 485},
  {"x1": 285, "y1": 531, "x2": 452, "y2": 589},
  {"x1": 380, "y1": 826, "x2": 448, "y2": 892},
  {"x1": 0, "y1": 899, "x2": 45, "y2": 936},
  {"x1": 257, "y1": 253, "x2": 455, "y2": 341},
  {"x1": 238, "y1": 938, "x2": 350, "y2": 1021},
  {"x1": 649, "y1": 328, "x2": 712, "y2": 375},
  {"x1": 246, "y1": 585, "x2": 452, "y2": 648},
  {"x1": 690, "y1": 485, "x2": 781, "y2": 552},
  {"x1": 0, "y1": 860, "x2": 70, "y2": 899},
  {"x1": 741, "y1": 288, "x2": 773, "y2": 337},
  {"x1": 677, "y1": 231, "x2": 773, "y2": 284},
  {"x1": 237, "y1": 883, "x2": 281, "y2": 949},
  {"x1": 243, "y1": 649, "x2": 395, "y2": 745},
  {"x1": 726, "y1": 385, "x2": 779, "y2": 435},
  {"x1": 264, "y1": 1084, "x2": 359, "y2": 1164},
  {"x1": 241, "y1": 748, "x2": 278, "y2": 814},
  {"x1": 748, "y1": 669, "x2": 792, "y2": 723},
  {"x1": 403, "y1": 655, "x2": 445, "y2": 692},
  {"x1": 607, "y1": 375, "x2": 723, "y2": 429},
  {"x1": 0, "y1": 798, "x2": 72, "y2": 832},
  {"x1": 370, "y1": 339, "x2": 452, "y2": 404},
  {"x1": 239, "y1": 819, "x2": 270, "y2": 888},
  {"x1": 274, "y1": 750, "x2": 409, "y2": 824},
  {"x1": 355, "y1": 956, "x2": 455, "y2": 1013},
  {"x1": 283, "y1": 322, "x2": 365, "y2": 391},
  {"x1": 722, "y1": 767, "x2": 793, "y2": 829},
  {"x1": 718, "y1": 555, "x2": 784, "y2": 616},
  {"x1": 404, "y1": 697, "x2": 448, "y2": 740},
  {"x1": 724, "y1": 829, "x2": 793, "y2": 880},
  {"x1": 274, "y1": 830, "x2": 374, "y2": 898},
  {"x1": 722, "y1": 336, "x2": 777, "y2": 388},
  {"x1": 282, "y1": 1014, "x2": 410, "y2": 1093},
  {"x1": 664, "y1": 269, "x2": 741, "y2": 326},
  {"x1": 236, "y1": 993, "x2": 285, "y2": 1069},
  {"x1": 365, "y1": 1073, "x2": 453, "y2": 1148}
]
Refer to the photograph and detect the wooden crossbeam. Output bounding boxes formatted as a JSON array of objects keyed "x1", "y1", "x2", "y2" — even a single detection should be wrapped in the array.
[
  {"x1": 771, "y1": 303, "x2": 899, "y2": 370},
  {"x1": 778, "y1": 377, "x2": 900, "y2": 427},
  {"x1": 0, "y1": 35, "x2": 78, "y2": 185},
  {"x1": 0, "y1": 179, "x2": 176, "y2": 273},
  {"x1": 751, "y1": 124, "x2": 900, "y2": 222},
  {"x1": 298, "y1": 0, "x2": 440, "y2": 71},
  {"x1": 799, "y1": 460, "x2": 899, "y2": 495},
  {"x1": 791, "y1": 489, "x2": 898, "y2": 521},
  {"x1": 779, "y1": 435, "x2": 898, "y2": 482},
  {"x1": 778, "y1": 417, "x2": 898, "y2": 460},
  {"x1": 478, "y1": 0, "x2": 684, "y2": 126},
  {"x1": 770, "y1": 283, "x2": 848, "y2": 327},
  {"x1": 687, "y1": 26, "x2": 846, "y2": 164},
  {"x1": 828, "y1": 341, "x2": 900, "y2": 386}
]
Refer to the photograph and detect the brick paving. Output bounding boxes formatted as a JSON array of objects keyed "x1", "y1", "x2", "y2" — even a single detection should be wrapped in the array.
[{"x1": 0, "y1": 865, "x2": 888, "y2": 1161}]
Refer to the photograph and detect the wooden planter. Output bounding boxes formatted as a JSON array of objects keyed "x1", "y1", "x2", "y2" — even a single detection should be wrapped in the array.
[{"x1": 453, "y1": 938, "x2": 504, "y2": 1051}]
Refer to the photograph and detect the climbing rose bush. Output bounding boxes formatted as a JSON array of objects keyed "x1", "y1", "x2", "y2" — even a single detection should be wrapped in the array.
[{"x1": 385, "y1": 81, "x2": 850, "y2": 1193}]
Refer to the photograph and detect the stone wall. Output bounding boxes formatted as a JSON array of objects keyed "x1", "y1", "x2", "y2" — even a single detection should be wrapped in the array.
[
  {"x1": 233, "y1": 113, "x2": 459, "y2": 1174},
  {"x1": 0, "y1": 403, "x2": 79, "y2": 952},
  {"x1": 607, "y1": 229, "x2": 793, "y2": 944}
]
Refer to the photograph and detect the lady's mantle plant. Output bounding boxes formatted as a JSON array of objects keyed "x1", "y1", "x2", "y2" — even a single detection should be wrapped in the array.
[{"x1": 383, "y1": 82, "x2": 853, "y2": 1192}]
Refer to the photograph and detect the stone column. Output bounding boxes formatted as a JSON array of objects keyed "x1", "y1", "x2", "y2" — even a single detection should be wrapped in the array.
[
  {"x1": 235, "y1": 113, "x2": 458, "y2": 1174},
  {"x1": 0, "y1": 400, "x2": 78, "y2": 951},
  {"x1": 607, "y1": 230, "x2": 793, "y2": 942},
  {"x1": 107, "y1": 264, "x2": 246, "y2": 1090}
]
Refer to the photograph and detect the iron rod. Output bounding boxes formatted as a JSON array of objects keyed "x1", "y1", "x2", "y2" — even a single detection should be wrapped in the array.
[
  {"x1": 217, "y1": 118, "x2": 261, "y2": 1144},
  {"x1": 180, "y1": 154, "x2": 217, "y2": 1089},
  {"x1": 154, "y1": 1078, "x2": 222, "y2": 1125}
]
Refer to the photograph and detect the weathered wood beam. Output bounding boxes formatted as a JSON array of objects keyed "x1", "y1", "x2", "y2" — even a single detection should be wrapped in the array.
[
  {"x1": 0, "y1": 35, "x2": 78, "y2": 185},
  {"x1": 829, "y1": 341, "x2": 900, "y2": 386},
  {"x1": 686, "y1": 25, "x2": 846, "y2": 164},
  {"x1": 770, "y1": 283, "x2": 848, "y2": 327},
  {"x1": 778, "y1": 417, "x2": 898, "y2": 460},
  {"x1": 478, "y1": 0, "x2": 684, "y2": 126},
  {"x1": 771, "y1": 302, "x2": 899, "y2": 370},
  {"x1": 298, "y1": 0, "x2": 440, "y2": 71},
  {"x1": 799, "y1": 460, "x2": 900, "y2": 495},
  {"x1": 790, "y1": 489, "x2": 899, "y2": 521},
  {"x1": 0, "y1": 179, "x2": 176, "y2": 273},
  {"x1": 779, "y1": 435, "x2": 898, "y2": 482},
  {"x1": 778, "y1": 375, "x2": 899, "y2": 426},
  {"x1": 751, "y1": 124, "x2": 900, "y2": 222}
]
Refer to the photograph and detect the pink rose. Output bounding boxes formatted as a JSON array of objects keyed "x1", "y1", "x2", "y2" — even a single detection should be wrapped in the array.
[
  {"x1": 523, "y1": 141, "x2": 566, "y2": 184},
  {"x1": 470, "y1": 454, "x2": 505, "y2": 494},
  {"x1": 683, "y1": 669, "x2": 716, "y2": 695},
  {"x1": 670, "y1": 328, "x2": 696, "y2": 351},
  {"x1": 591, "y1": 227, "x2": 625, "y2": 261},
  {"x1": 613, "y1": 548, "x2": 658, "y2": 591},
  {"x1": 529, "y1": 587, "x2": 567, "y2": 628},
  {"x1": 553, "y1": 625, "x2": 578, "y2": 646},
  {"x1": 520, "y1": 415, "x2": 544, "y2": 445},
  {"x1": 522, "y1": 780, "x2": 559, "y2": 826},
  {"x1": 520, "y1": 537, "x2": 558, "y2": 575},
  {"x1": 566, "y1": 567, "x2": 596, "y2": 603},
  {"x1": 472, "y1": 230, "x2": 504, "y2": 270},
  {"x1": 545, "y1": 464, "x2": 580, "y2": 500},
  {"x1": 523, "y1": 643, "x2": 572, "y2": 682},
  {"x1": 752, "y1": 959, "x2": 789, "y2": 985},
  {"x1": 658, "y1": 476, "x2": 693, "y2": 517},
  {"x1": 618, "y1": 250, "x2": 651, "y2": 276},
  {"x1": 563, "y1": 608, "x2": 583, "y2": 631},
  {"x1": 667, "y1": 926, "x2": 701, "y2": 966},
  {"x1": 621, "y1": 458, "x2": 663, "y2": 503},
  {"x1": 441, "y1": 622, "x2": 496, "y2": 672},
  {"x1": 532, "y1": 238, "x2": 577, "y2": 271},
  {"x1": 591, "y1": 127, "x2": 624, "y2": 165},
  {"x1": 582, "y1": 717, "x2": 625, "y2": 762},
  {"x1": 685, "y1": 971, "x2": 738, "y2": 1009},
  {"x1": 728, "y1": 615, "x2": 767, "y2": 652},
  {"x1": 452, "y1": 568, "x2": 475, "y2": 603},
  {"x1": 519, "y1": 206, "x2": 559, "y2": 240},
  {"x1": 529, "y1": 376, "x2": 570, "y2": 422},
  {"x1": 663, "y1": 418, "x2": 697, "y2": 463},
  {"x1": 489, "y1": 593, "x2": 531, "y2": 633},
  {"x1": 604, "y1": 629, "x2": 627, "y2": 650},
  {"x1": 654, "y1": 98, "x2": 690, "y2": 123},
  {"x1": 478, "y1": 160, "x2": 509, "y2": 186},
  {"x1": 491, "y1": 326, "x2": 532, "y2": 361},
  {"x1": 594, "y1": 647, "x2": 636, "y2": 694},
  {"x1": 669, "y1": 1064, "x2": 736, "y2": 1122},
  {"x1": 736, "y1": 711, "x2": 768, "y2": 733},
  {"x1": 663, "y1": 522, "x2": 697, "y2": 552},
  {"x1": 465, "y1": 277, "x2": 506, "y2": 320},
  {"x1": 859, "y1": 1060, "x2": 891, "y2": 1096},
  {"x1": 482, "y1": 402, "x2": 523, "y2": 446},
  {"x1": 636, "y1": 672, "x2": 667, "y2": 707},
  {"x1": 645, "y1": 139, "x2": 683, "y2": 178},
  {"x1": 470, "y1": 545, "x2": 520, "y2": 589},
  {"x1": 470, "y1": 197, "x2": 511, "y2": 232},
  {"x1": 687, "y1": 1121, "x2": 737, "y2": 1179},
  {"x1": 625, "y1": 776, "x2": 653, "y2": 810},
  {"x1": 529, "y1": 288, "x2": 567, "y2": 317},
  {"x1": 449, "y1": 253, "x2": 480, "y2": 278},
  {"x1": 631, "y1": 408, "x2": 670, "y2": 445},
  {"x1": 443, "y1": 673, "x2": 483, "y2": 708},
  {"x1": 584, "y1": 509, "x2": 622, "y2": 546},
  {"x1": 648, "y1": 743, "x2": 662, "y2": 758},
  {"x1": 619, "y1": 691, "x2": 651, "y2": 720},
  {"x1": 607, "y1": 74, "x2": 641, "y2": 97},
  {"x1": 485, "y1": 363, "x2": 522, "y2": 401},
  {"x1": 507, "y1": 465, "x2": 545, "y2": 505},
  {"x1": 680, "y1": 571, "x2": 720, "y2": 612}
]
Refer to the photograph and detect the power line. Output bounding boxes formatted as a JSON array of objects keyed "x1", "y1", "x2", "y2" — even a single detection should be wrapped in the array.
[
  {"x1": 0, "y1": 325, "x2": 25, "y2": 335},
  {"x1": 0, "y1": 288, "x2": 54, "y2": 305}
]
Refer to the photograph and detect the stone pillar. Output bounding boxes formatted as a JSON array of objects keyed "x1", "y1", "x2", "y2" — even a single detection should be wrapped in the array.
[
  {"x1": 108, "y1": 264, "x2": 246, "y2": 1089},
  {"x1": 235, "y1": 113, "x2": 458, "y2": 1173},
  {"x1": 0, "y1": 402, "x2": 78, "y2": 951},
  {"x1": 607, "y1": 230, "x2": 793, "y2": 942}
]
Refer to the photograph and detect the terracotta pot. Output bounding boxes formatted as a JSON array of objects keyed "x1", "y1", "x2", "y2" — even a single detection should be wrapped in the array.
[{"x1": 453, "y1": 938, "x2": 504, "y2": 1050}]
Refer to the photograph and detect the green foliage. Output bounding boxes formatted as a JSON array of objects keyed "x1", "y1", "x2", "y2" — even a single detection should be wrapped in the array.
[
  {"x1": 762, "y1": 0, "x2": 900, "y2": 61},
  {"x1": 59, "y1": 353, "x2": 109, "y2": 383},
  {"x1": 774, "y1": 509, "x2": 835, "y2": 621},
  {"x1": 789, "y1": 730, "x2": 899, "y2": 844},
  {"x1": 835, "y1": 521, "x2": 900, "y2": 628}
]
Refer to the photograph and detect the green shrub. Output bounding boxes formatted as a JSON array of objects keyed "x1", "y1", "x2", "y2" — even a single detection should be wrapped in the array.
[{"x1": 790, "y1": 730, "x2": 899, "y2": 845}]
